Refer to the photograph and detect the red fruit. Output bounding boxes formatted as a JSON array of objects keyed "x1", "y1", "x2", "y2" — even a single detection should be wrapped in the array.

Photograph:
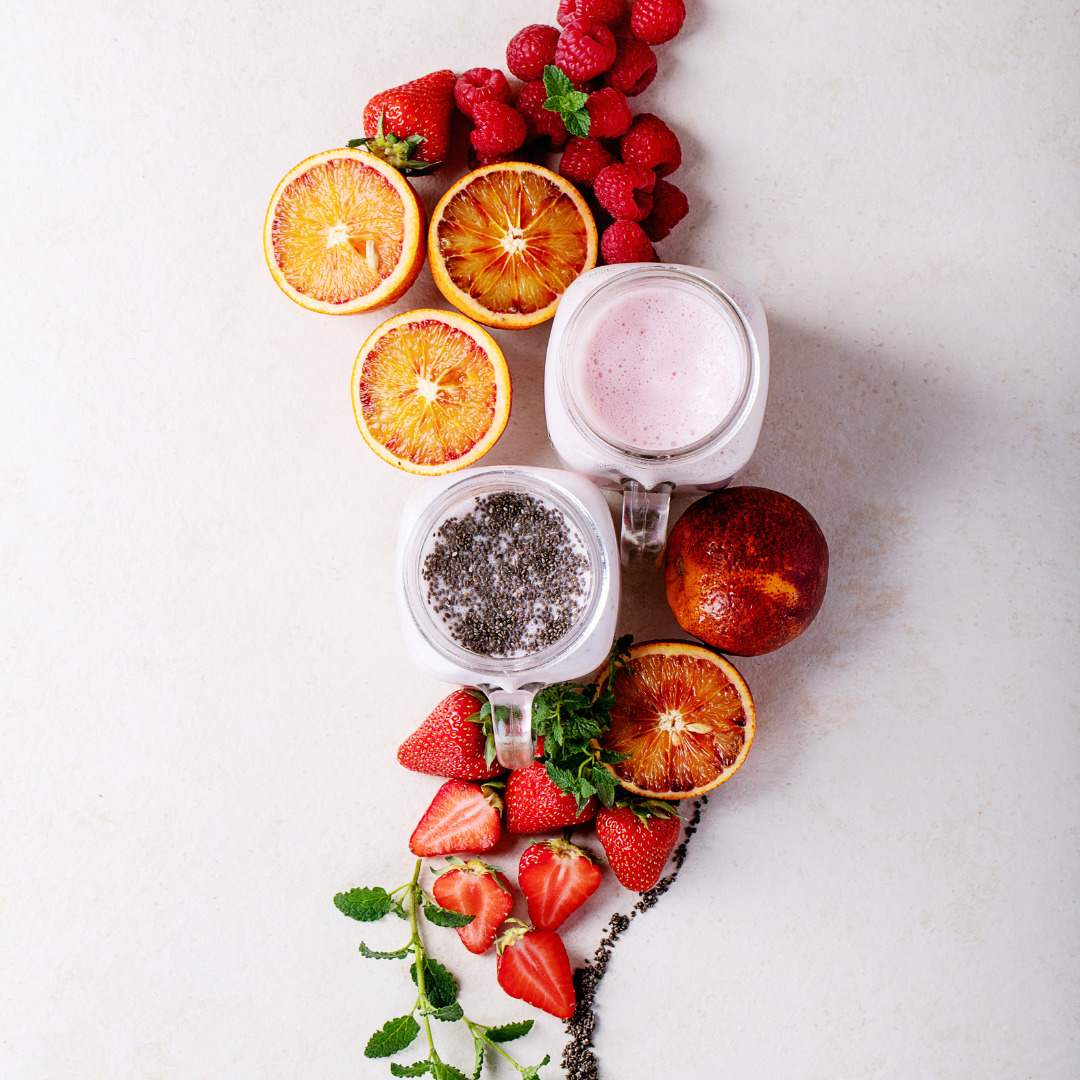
[
  {"x1": 603, "y1": 36, "x2": 658, "y2": 96},
  {"x1": 559, "y1": 136, "x2": 616, "y2": 187},
  {"x1": 554, "y1": 18, "x2": 618, "y2": 83},
  {"x1": 600, "y1": 218, "x2": 655, "y2": 263},
  {"x1": 470, "y1": 102, "x2": 528, "y2": 156},
  {"x1": 361, "y1": 69, "x2": 456, "y2": 172},
  {"x1": 454, "y1": 68, "x2": 513, "y2": 120},
  {"x1": 594, "y1": 162, "x2": 656, "y2": 222},
  {"x1": 557, "y1": 0, "x2": 628, "y2": 29},
  {"x1": 397, "y1": 689, "x2": 504, "y2": 782},
  {"x1": 584, "y1": 86, "x2": 632, "y2": 138},
  {"x1": 431, "y1": 857, "x2": 514, "y2": 954},
  {"x1": 496, "y1": 924, "x2": 576, "y2": 1019},
  {"x1": 506, "y1": 24, "x2": 561, "y2": 81},
  {"x1": 409, "y1": 780, "x2": 503, "y2": 857},
  {"x1": 504, "y1": 762, "x2": 597, "y2": 834},
  {"x1": 620, "y1": 112, "x2": 682, "y2": 176},
  {"x1": 641, "y1": 177, "x2": 689, "y2": 241},
  {"x1": 629, "y1": 0, "x2": 686, "y2": 46},
  {"x1": 594, "y1": 805, "x2": 682, "y2": 890},
  {"x1": 518, "y1": 839, "x2": 602, "y2": 931},
  {"x1": 516, "y1": 80, "x2": 569, "y2": 148}
]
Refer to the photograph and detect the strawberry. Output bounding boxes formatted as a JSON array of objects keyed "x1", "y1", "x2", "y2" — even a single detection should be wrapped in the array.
[
  {"x1": 397, "y1": 689, "x2": 504, "y2": 782},
  {"x1": 518, "y1": 839, "x2": 602, "y2": 931},
  {"x1": 357, "y1": 69, "x2": 456, "y2": 173},
  {"x1": 408, "y1": 779, "x2": 503, "y2": 857},
  {"x1": 431, "y1": 856, "x2": 514, "y2": 954},
  {"x1": 496, "y1": 922, "x2": 576, "y2": 1019},
  {"x1": 504, "y1": 762, "x2": 597, "y2": 835},
  {"x1": 594, "y1": 803, "x2": 681, "y2": 890},
  {"x1": 630, "y1": 0, "x2": 686, "y2": 46},
  {"x1": 600, "y1": 218, "x2": 655, "y2": 264}
]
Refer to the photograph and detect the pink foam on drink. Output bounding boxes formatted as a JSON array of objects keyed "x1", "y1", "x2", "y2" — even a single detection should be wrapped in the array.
[{"x1": 574, "y1": 283, "x2": 746, "y2": 451}]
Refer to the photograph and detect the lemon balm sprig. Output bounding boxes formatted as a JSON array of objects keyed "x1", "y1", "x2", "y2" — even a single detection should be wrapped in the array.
[{"x1": 334, "y1": 859, "x2": 549, "y2": 1078}]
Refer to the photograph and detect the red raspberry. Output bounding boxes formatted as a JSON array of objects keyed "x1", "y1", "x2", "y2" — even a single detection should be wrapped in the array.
[
  {"x1": 593, "y1": 163, "x2": 656, "y2": 221},
  {"x1": 629, "y1": 0, "x2": 686, "y2": 46},
  {"x1": 585, "y1": 86, "x2": 632, "y2": 138},
  {"x1": 506, "y1": 24, "x2": 561, "y2": 81},
  {"x1": 558, "y1": 136, "x2": 616, "y2": 187},
  {"x1": 554, "y1": 18, "x2": 618, "y2": 83},
  {"x1": 515, "y1": 80, "x2": 569, "y2": 148},
  {"x1": 600, "y1": 219, "x2": 655, "y2": 263},
  {"x1": 454, "y1": 68, "x2": 513, "y2": 120},
  {"x1": 557, "y1": 0, "x2": 628, "y2": 30},
  {"x1": 603, "y1": 36, "x2": 658, "y2": 96},
  {"x1": 620, "y1": 112, "x2": 681, "y2": 176},
  {"x1": 470, "y1": 102, "x2": 527, "y2": 156},
  {"x1": 640, "y1": 178, "x2": 688, "y2": 241}
]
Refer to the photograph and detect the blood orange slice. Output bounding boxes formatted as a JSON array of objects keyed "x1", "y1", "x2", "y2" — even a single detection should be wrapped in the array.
[
  {"x1": 598, "y1": 641, "x2": 756, "y2": 800},
  {"x1": 264, "y1": 148, "x2": 424, "y2": 314},
  {"x1": 351, "y1": 308, "x2": 511, "y2": 474},
  {"x1": 428, "y1": 162, "x2": 598, "y2": 330}
]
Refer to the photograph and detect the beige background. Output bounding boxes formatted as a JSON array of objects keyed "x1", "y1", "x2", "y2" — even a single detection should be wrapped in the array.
[{"x1": 2, "y1": 1, "x2": 1077, "y2": 1077}]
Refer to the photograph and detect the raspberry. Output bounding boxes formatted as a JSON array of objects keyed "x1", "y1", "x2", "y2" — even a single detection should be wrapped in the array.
[
  {"x1": 603, "y1": 36, "x2": 658, "y2": 96},
  {"x1": 505, "y1": 24, "x2": 561, "y2": 81},
  {"x1": 557, "y1": 0, "x2": 628, "y2": 30},
  {"x1": 516, "y1": 80, "x2": 569, "y2": 148},
  {"x1": 585, "y1": 86, "x2": 632, "y2": 138},
  {"x1": 629, "y1": 0, "x2": 686, "y2": 46},
  {"x1": 470, "y1": 102, "x2": 527, "y2": 156},
  {"x1": 454, "y1": 68, "x2": 513, "y2": 120},
  {"x1": 640, "y1": 178, "x2": 688, "y2": 241},
  {"x1": 620, "y1": 112, "x2": 681, "y2": 176},
  {"x1": 553, "y1": 18, "x2": 618, "y2": 83},
  {"x1": 600, "y1": 219, "x2": 655, "y2": 263},
  {"x1": 558, "y1": 136, "x2": 616, "y2": 187},
  {"x1": 594, "y1": 163, "x2": 656, "y2": 222}
]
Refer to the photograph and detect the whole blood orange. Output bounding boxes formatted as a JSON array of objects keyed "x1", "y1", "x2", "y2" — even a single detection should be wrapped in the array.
[
  {"x1": 598, "y1": 640, "x2": 755, "y2": 800},
  {"x1": 664, "y1": 486, "x2": 828, "y2": 656}
]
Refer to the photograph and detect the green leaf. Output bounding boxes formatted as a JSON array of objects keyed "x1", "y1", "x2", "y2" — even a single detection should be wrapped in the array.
[
  {"x1": 471, "y1": 1034, "x2": 485, "y2": 1080},
  {"x1": 540, "y1": 64, "x2": 590, "y2": 138},
  {"x1": 365, "y1": 1014, "x2": 421, "y2": 1058},
  {"x1": 563, "y1": 110, "x2": 591, "y2": 138},
  {"x1": 335, "y1": 887, "x2": 393, "y2": 922},
  {"x1": 484, "y1": 1019, "x2": 534, "y2": 1043},
  {"x1": 542, "y1": 65, "x2": 576, "y2": 101},
  {"x1": 432, "y1": 1064, "x2": 470, "y2": 1080},
  {"x1": 359, "y1": 941, "x2": 412, "y2": 959},
  {"x1": 390, "y1": 1063, "x2": 433, "y2": 1078},
  {"x1": 430, "y1": 1002, "x2": 464, "y2": 1022},
  {"x1": 520, "y1": 1055, "x2": 551, "y2": 1079},
  {"x1": 411, "y1": 957, "x2": 458, "y2": 1008},
  {"x1": 545, "y1": 761, "x2": 577, "y2": 793},
  {"x1": 591, "y1": 765, "x2": 618, "y2": 808},
  {"x1": 423, "y1": 902, "x2": 475, "y2": 929}
]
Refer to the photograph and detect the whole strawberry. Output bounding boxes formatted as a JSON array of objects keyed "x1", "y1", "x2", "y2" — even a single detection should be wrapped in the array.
[
  {"x1": 506, "y1": 24, "x2": 561, "y2": 81},
  {"x1": 554, "y1": 17, "x2": 618, "y2": 83},
  {"x1": 603, "y1": 36, "x2": 658, "y2": 97},
  {"x1": 620, "y1": 112, "x2": 682, "y2": 176},
  {"x1": 470, "y1": 101, "x2": 527, "y2": 156},
  {"x1": 431, "y1": 856, "x2": 513, "y2": 954},
  {"x1": 600, "y1": 218, "x2": 655, "y2": 264},
  {"x1": 630, "y1": 0, "x2": 687, "y2": 46},
  {"x1": 504, "y1": 762, "x2": 597, "y2": 834},
  {"x1": 518, "y1": 838, "x2": 602, "y2": 930},
  {"x1": 358, "y1": 69, "x2": 456, "y2": 173},
  {"x1": 409, "y1": 779, "x2": 503, "y2": 857},
  {"x1": 595, "y1": 802, "x2": 681, "y2": 890},
  {"x1": 594, "y1": 162, "x2": 656, "y2": 222},
  {"x1": 496, "y1": 922, "x2": 576, "y2": 1019},
  {"x1": 397, "y1": 688, "x2": 505, "y2": 782},
  {"x1": 454, "y1": 68, "x2": 513, "y2": 120}
]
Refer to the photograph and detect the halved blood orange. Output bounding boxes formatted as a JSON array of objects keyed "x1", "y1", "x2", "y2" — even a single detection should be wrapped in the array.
[
  {"x1": 598, "y1": 641, "x2": 756, "y2": 800},
  {"x1": 264, "y1": 148, "x2": 424, "y2": 314},
  {"x1": 351, "y1": 308, "x2": 511, "y2": 474},
  {"x1": 428, "y1": 162, "x2": 598, "y2": 330}
]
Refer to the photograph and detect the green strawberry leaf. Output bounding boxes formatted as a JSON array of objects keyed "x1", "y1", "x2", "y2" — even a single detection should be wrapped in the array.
[
  {"x1": 365, "y1": 1014, "x2": 421, "y2": 1058},
  {"x1": 484, "y1": 1019, "x2": 534, "y2": 1042},
  {"x1": 411, "y1": 956, "x2": 457, "y2": 1008},
  {"x1": 335, "y1": 887, "x2": 396, "y2": 922},
  {"x1": 359, "y1": 941, "x2": 412, "y2": 959},
  {"x1": 423, "y1": 901, "x2": 475, "y2": 929},
  {"x1": 390, "y1": 1063, "x2": 433, "y2": 1077},
  {"x1": 541, "y1": 64, "x2": 590, "y2": 137}
]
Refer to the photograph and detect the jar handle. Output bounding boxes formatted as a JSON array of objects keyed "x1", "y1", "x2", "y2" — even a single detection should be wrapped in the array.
[
  {"x1": 619, "y1": 479, "x2": 674, "y2": 566},
  {"x1": 483, "y1": 685, "x2": 540, "y2": 770}
]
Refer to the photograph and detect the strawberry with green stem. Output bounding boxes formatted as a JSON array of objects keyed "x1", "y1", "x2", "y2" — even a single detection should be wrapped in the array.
[
  {"x1": 495, "y1": 920, "x2": 577, "y2": 1020},
  {"x1": 335, "y1": 860, "x2": 550, "y2": 1078},
  {"x1": 397, "y1": 688, "x2": 505, "y2": 782},
  {"x1": 595, "y1": 799, "x2": 682, "y2": 891},
  {"x1": 518, "y1": 837, "x2": 601, "y2": 931},
  {"x1": 431, "y1": 856, "x2": 513, "y2": 955}
]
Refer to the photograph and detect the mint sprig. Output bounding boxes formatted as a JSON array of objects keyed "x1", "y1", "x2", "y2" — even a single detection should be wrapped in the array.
[
  {"x1": 335, "y1": 860, "x2": 547, "y2": 1078},
  {"x1": 541, "y1": 65, "x2": 591, "y2": 138}
]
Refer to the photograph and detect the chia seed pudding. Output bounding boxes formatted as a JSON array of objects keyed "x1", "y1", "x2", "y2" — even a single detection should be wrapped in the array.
[{"x1": 421, "y1": 490, "x2": 591, "y2": 658}]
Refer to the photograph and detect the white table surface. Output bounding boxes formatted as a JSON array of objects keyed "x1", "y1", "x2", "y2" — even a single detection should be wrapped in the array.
[{"x1": 3, "y1": 2, "x2": 1077, "y2": 1077}]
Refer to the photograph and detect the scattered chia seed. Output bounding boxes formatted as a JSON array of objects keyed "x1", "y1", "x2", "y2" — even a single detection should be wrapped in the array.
[
  {"x1": 422, "y1": 490, "x2": 590, "y2": 658},
  {"x1": 561, "y1": 798, "x2": 708, "y2": 1080}
]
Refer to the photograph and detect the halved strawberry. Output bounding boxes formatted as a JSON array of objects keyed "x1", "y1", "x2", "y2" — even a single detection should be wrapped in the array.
[
  {"x1": 430, "y1": 857, "x2": 514, "y2": 954},
  {"x1": 504, "y1": 762, "x2": 597, "y2": 835},
  {"x1": 397, "y1": 688, "x2": 504, "y2": 781},
  {"x1": 495, "y1": 922, "x2": 576, "y2": 1019},
  {"x1": 594, "y1": 802, "x2": 681, "y2": 891},
  {"x1": 408, "y1": 779, "x2": 503, "y2": 857},
  {"x1": 518, "y1": 838, "x2": 602, "y2": 931}
]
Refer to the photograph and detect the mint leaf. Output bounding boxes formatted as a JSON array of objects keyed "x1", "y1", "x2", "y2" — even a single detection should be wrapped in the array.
[
  {"x1": 521, "y1": 1056, "x2": 551, "y2": 1079},
  {"x1": 359, "y1": 941, "x2": 412, "y2": 959},
  {"x1": 471, "y1": 1034, "x2": 485, "y2": 1080},
  {"x1": 411, "y1": 956, "x2": 457, "y2": 1008},
  {"x1": 485, "y1": 1019, "x2": 534, "y2": 1042},
  {"x1": 541, "y1": 64, "x2": 590, "y2": 137},
  {"x1": 430, "y1": 1002, "x2": 464, "y2": 1022},
  {"x1": 423, "y1": 901, "x2": 475, "y2": 929},
  {"x1": 432, "y1": 1064, "x2": 469, "y2": 1080},
  {"x1": 365, "y1": 1014, "x2": 420, "y2": 1058},
  {"x1": 563, "y1": 111, "x2": 591, "y2": 138},
  {"x1": 335, "y1": 887, "x2": 394, "y2": 922},
  {"x1": 390, "y1": 1063, "x2": 432, "y2": 1078}
]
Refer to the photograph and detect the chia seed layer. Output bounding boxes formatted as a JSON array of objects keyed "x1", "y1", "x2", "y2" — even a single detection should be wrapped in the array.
[{"x1": 421, "y1": 490, "x2": 590, "y2": 658}]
